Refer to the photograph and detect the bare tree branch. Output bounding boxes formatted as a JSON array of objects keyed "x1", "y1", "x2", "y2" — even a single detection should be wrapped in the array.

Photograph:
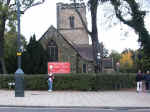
[
  {"x1": 22, "y1": 0, "x2": 45, "y2": 12},
  {"x1": 111, "y1": 0, "x2": 133, "y2": 26},
  {"x1": 73, "y1": 0, "x2": 92, "y2": 35},
  {"x1": 75, "y1": 7, "x2": 92, "y2": 35}
]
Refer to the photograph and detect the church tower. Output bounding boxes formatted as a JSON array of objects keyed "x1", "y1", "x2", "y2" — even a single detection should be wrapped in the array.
[{"x1": 56, "y1": 3, "x2": 89, "y2": 45}]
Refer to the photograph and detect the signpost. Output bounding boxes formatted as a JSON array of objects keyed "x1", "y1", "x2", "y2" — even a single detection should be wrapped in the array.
[{"x1": 48, "y1": 62, "x2": 70, "y2": 74}]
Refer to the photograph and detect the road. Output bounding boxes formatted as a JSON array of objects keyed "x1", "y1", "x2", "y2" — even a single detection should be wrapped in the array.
[{"x1": 0, "y1": 107, "x2": 150, "y2": 112}]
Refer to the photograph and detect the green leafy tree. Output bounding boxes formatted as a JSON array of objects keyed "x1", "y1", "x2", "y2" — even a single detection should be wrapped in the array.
[
  {"x1": 4, "y1": 31, "x2": 18, "y2": 73},
  {"x1": 136, "y1": 50, "x2": 150, "y2": 72},
  {"x1": 109, "y1": 50, "x2": 121, "y2": 71},
  {"x1": 141, "y1": 56, "x2": 150, "y2": 72},
  {"x1": 22, "y1": 35, "x2": 48, "y2": 74},
  {"x1": 109, "y1": 0, "x2": 150, "y2": 57},
  {"x1": 73, "y1": 0, "x2": 150, "y2": 72},
  {"x1": 0, "y1": 0, "x2": 45, "y2": 74},
  {"x1": 0, "y1": 0, "x2": 17, "y2": 73},
  {"x1": 4, "y1": 25, "x2": 27, "y2": 73},
  {"x1": 121, "y1": 49, "x2": 150, "y2": 72}
]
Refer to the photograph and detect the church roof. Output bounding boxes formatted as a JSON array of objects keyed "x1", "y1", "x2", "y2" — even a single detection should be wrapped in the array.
[
  {"x1": 39, "y1": 25, "x2": 94, "y2": 61},
  {"x1": 71, "y1": 44, "x2": 93, "y2": 61},
  {"x1": 38, "y1": 25, "x2": 56, "y2": 42}
]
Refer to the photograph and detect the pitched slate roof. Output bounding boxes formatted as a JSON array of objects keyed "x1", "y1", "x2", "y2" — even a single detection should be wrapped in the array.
[{"x1": 71, "y1": 44, "x2": 93, "y2": 61}]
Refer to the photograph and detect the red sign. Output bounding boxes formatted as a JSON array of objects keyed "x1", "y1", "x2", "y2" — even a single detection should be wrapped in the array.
[{"x1": 48, "y1": 62, "x2": 70, "y2": 74}]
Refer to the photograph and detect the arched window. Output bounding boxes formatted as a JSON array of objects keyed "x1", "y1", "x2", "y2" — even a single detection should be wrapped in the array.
[
  {"x1": 48, "y1": 40, "x2": 58, "y2": 62},
  {"x1": 69, "y1": 16, "x2": 75, "y2": 28}
]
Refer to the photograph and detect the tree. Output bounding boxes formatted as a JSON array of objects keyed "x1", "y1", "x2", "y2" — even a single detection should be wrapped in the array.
[
  {"x1": 22, "y1": 35, "x2": 48, "y2": 74},
  {"x1": 99, "y1": 42, "x2": 109, "y2": 58},
  {"x1": 4, "y1": 30, "x2": 18, "y2": 73},
  {"x1": 0, "y1": 0, "x2": 45, "y2": 74},
  {"x1": 109, "y1": 50, "x2": 121, "y2": 71},
  {"x1": 71, "y1": 0, "x2": 150, "y2": 72},
  {"x1": 104, "y1": 0, "x2": 150, "y2": 72},
  {"x1": 109, "y1": 0, "x2": 150, "y2": 57},
  {"x1": 0, "y1": 0, "x2": 15, "y2": 74},
  {"x1": 135, "y1": 49, "x2": 150, "y2": 72},
  {"x1": 71, "y1": 0, "x2": 108, "y2": 72},
  {"x1": 119, "y1": 50, "x2": 135, "y2": 72},
  {"x1": 141, "y1": 56, "x2": 150, "y2": 72},
  {"x1": 4, "y1": 28, "x2": 26, "y2": 73}
]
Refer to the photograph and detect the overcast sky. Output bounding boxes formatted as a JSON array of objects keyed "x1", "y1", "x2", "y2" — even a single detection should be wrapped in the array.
[{"x1": 20, "y1": 0, "x2": 145, "y2": 53}]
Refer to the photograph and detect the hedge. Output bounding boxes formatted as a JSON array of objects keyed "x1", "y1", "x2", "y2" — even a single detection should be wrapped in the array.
[{"x1": 0, "y1": 73, "x2": 136, "y2": 91}]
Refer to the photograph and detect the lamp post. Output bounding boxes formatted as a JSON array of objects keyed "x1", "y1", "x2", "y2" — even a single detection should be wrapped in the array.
[
  {"x1": 96, "y1": 42, "x2": 103, "y2": 72},
  {"x1": 97, "y1": 52, "x2": 101, "y2": 72},
  {"x1": 14, "y1": 0, "x2": 45, "y2": 97},
  {"x1": 15, "y1": 0, "x2": 24, "y2": 97}
]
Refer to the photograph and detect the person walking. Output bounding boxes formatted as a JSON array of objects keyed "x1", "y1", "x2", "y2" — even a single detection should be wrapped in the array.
[
  {"x1": 136, "y1": 70, "x2": 143, "y2": 93},
  {"x1": 144, "y1": 70, "x2": 150, "y2": 92},
  {"x1": 48, "y1": 73, "x2": 54, "y2": 92}
]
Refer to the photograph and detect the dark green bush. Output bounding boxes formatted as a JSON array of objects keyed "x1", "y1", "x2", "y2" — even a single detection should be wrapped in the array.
[
  {"x1": 53, "y1": 74, "x2": 94, "y2": 91},
  {"x1": 93, "y1": 73, "x2": 136, "y2": 91},
  {"x1": 0, "y1": 73, "x2": 136, "y2": 91},
  {"x1": 24, "y1": 75, "x2": 48, "y2": 90},
  {"x1": 0, "y1": 75, "x2": 14, "y2": 89}
]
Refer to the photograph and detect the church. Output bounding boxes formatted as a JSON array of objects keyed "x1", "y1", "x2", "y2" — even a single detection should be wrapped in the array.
[{"x1": 39, "y1": 3, "x2": 113, "y2": 73}]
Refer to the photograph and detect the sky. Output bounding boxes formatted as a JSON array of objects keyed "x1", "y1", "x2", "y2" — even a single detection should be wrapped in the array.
[{"x1": 20, "y1": 0, "x2": 143, "y2": 53}]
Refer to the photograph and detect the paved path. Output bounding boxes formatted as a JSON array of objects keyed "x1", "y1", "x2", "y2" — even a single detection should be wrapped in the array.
[{"x1": 0, "y1": 90, "x2": 150, "y2": 107}]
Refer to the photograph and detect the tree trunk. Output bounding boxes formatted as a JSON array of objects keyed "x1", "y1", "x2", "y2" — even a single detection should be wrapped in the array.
[
  {"x1": 73, "y1": 0, "x2": 100, "y2": 72},
  {"x1": 0, "y1": 15, "x2": 7, "y2": 74},
  {"x1": 0, "y1": 57, "x2": 7, "y2": 74},
  {"x1": 91, "y1": 38, "x2": 99, "y2": 72},
  {"x1": 136, "y1": 26, "x2": 150, "y2": 56},
  {"x1": 90, "y1": 0, "x2": 100, "y2": 72}
]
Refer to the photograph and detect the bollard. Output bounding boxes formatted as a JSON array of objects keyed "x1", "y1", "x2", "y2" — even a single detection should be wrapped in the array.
[{"x1": 8, "y1": 82, "x2": 15, "y2": 90}]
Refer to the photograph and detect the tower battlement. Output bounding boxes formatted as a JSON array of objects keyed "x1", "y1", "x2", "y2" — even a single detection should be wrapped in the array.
[{"x1": 56, "y1": 2, "x2": 85, "y2": 9}]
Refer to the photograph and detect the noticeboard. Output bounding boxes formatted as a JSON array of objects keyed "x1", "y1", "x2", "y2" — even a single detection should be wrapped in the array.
[
  {"x1": 48, "y1": 62, "x2": 70, "y2": 74},
  {"x1": 102, "y1": 58, "x2": 113, "y2": 69}
]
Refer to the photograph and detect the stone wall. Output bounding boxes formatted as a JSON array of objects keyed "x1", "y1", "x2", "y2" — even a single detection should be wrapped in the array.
[
  {"x1": 57, "y1": 2, "x2": 89, "y2": 45},
  {"x1": 40, "y1": 26, "x2": 94, "y2": 73}
]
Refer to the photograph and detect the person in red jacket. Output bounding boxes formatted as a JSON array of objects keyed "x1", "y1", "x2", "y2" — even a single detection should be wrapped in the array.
[{"x1": 48, "y1": 73, "x2": 54, "y2": 92}]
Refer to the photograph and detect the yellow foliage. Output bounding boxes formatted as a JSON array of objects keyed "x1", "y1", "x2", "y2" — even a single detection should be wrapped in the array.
[{"x1": 120, "y1": 51, "x2": 133, "y2": 68}]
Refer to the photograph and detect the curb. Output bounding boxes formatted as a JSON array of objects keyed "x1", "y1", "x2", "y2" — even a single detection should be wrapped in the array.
[{"x1": 0, "y1": 105, "x2": 150, "y2": 110}]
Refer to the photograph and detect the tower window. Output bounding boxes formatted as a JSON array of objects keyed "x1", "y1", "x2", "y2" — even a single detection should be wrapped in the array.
[
  {"x1": 69, "y1": 16, "x2": 75, "y2": 28},
  {"x1": 48, "y1": 40, "x2": 58, "y2": 62}
]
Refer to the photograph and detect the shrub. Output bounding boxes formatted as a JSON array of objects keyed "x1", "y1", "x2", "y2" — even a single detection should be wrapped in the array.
[{"x1": 0, "y1": 73, "x2": 136, "y2": 91}]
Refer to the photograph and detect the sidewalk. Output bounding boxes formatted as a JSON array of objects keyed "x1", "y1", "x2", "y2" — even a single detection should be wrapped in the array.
[{"x1": 0, "y1": 90, "x2": 150, "y2": 108}]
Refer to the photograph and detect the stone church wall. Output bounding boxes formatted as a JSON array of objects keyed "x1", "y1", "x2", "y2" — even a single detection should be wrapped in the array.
[
  {"x1": 40, "y1": 27, "x2": 94, "y2": 73},
  {"x1": 57, "y1": 3, "x2": 89, "y2": 45}
]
